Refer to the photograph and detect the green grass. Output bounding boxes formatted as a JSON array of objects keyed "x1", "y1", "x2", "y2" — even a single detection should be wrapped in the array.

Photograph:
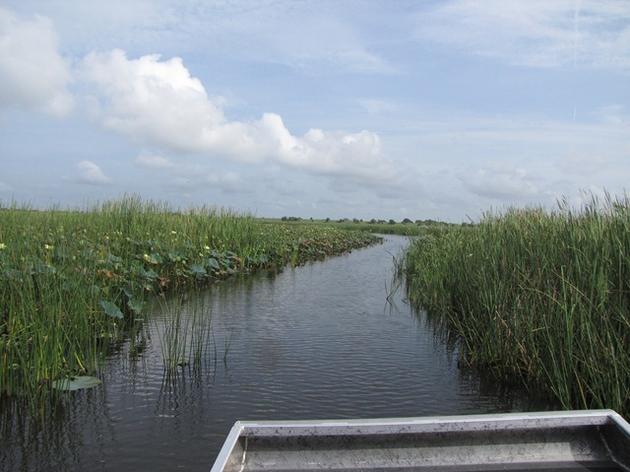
[
  {"x1": 0, "y1": 196, "x2": 379, "y2": 399},
  {"x1": 403, "y1": 196, "x2": 630, "y2": 416},
  {"x1": 155, "y1": 293, "x2": 213, "y2": 373},
  {"x1": 262, "y1": 218, "x2": 453, "y2": 236},
  {"x1": 328, "y1": 221, "x2": 428, "y2": 235}
]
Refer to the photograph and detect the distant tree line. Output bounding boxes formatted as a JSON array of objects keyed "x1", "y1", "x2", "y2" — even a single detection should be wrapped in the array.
[{"x1": 279, "y1": 215, "x2": 469, "y2": 226}]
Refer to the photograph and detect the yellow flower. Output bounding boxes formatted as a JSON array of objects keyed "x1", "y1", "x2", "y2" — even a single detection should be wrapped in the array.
[
  {"x1": 0, "y1": 243, "x2": 6, "y2": 250},
  {"x1": 171, "y1": 230, "x2": 177, "y2": 235},
  {"x1": 44, "y1": 244, "x2": 54, "y2": 250},
  {"x1": 203, "y1": 245, "x2": 210, "y2": 251}
]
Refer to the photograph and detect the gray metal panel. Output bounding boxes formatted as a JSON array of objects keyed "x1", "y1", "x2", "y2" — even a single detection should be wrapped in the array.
[
  {"x1": 212, "y1": 421, "x2": 245, "y2": 472},
  {"x1": 238, "y1": 410, "x2": 629, "y2": 436},
  {"x1": 210, "y1": 410, "x2": 630, "y2": 472}
]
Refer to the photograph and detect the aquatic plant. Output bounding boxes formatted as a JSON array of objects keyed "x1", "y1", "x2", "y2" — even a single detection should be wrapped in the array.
[
  {"x1": 155, "y1": 293, "x2": 213, "y2": 373},
  {"x1": 404, "y1": 195, "x2": 630, "y2": 416},
  {"x1": 0, "y1": 196, "x2": 379, "y2": 399},
  {"x1": 268, "y1": 218, "x2": 451, "y2": 236}
]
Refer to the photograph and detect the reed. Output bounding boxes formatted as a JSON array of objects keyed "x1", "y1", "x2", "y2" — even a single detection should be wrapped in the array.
[
  {"x1": 0, "y1": 196, "x2": 379, "y2": 398},
  {"x1": 404, "y1": 195, "x2": 630, "y2": 416},
  {"x1": 155, "y1": 293, "x2": 213, "y2": 373}
]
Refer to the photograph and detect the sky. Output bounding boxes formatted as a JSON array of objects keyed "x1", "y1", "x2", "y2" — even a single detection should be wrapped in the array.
[{"x1": 0, "y1": 0, "x2": 629, "y2": 222}]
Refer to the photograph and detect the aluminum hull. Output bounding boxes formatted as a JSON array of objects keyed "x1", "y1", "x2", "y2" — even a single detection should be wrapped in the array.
[{"x1": 210, "y1": 410, "x2": 630, "y2": 471}]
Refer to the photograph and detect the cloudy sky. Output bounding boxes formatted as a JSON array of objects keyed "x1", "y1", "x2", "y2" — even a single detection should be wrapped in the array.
[{"x1": 0, "y1": 0, "x2": 629, "y2": 221}]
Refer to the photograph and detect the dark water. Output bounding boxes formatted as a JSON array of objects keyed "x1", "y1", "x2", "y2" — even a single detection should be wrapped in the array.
[{"x1": 2, "y1": 236, "x2": 539, "y2": 471}]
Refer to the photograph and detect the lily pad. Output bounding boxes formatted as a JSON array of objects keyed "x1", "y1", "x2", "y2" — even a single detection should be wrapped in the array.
[
  {"x1": 53, "y1": 376, "x2": 102, "y2": 391},
  {"x1": 127, "y1": 297, "x2": 144, "y2": 315},
  {"x1": 206, "y1": 257, "x2": 220, "y2": 271},
  {"x1": 190, "y1": 264, "x2": 207, "y2": 277},
  {"x1": 100, "y1": 300, "x2": 123, "y2": 319},
  {"x1": 143, "y1": 253, "x2": 162, "y2": 264}
]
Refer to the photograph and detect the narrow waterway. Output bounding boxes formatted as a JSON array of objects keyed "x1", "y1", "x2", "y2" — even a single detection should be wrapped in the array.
[{"x1": 2, "y1": 235, "x2": 537, "y2": 472}]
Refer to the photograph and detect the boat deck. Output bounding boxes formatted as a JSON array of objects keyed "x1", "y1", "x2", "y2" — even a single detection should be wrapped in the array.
[{"x1": 211, "y1": 411, "x2": 630, "y2": 472}]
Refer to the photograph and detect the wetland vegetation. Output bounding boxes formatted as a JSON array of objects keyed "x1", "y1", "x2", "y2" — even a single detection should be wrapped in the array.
[
  {"x1": 268, "y1": 217, "x2": 453, "y2": 236},
  {"x1": 0, "y1": 197, "x2": 379, "y2": 401},
  {"x1": 403, "y1": 196, "x2": 630, "y2": 417},
  {"x1": 3, "y1": 191, "x2": 629, "y2": 424}
]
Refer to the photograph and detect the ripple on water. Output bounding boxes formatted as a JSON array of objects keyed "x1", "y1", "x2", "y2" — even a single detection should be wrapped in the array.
[{"x1": 0, "y1": 236, "x2": 544, "y2": 472}]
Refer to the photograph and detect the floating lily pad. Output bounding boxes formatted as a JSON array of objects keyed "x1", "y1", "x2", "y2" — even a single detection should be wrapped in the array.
[
  {"x1": 189, "y1": 264, "x2": 207, "y2": 277},
  {"x1": 53, "y1": 376, "x2": 102, "y2": 391}
]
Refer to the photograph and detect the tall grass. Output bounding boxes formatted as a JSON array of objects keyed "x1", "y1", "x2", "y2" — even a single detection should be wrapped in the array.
[
  {"x1": 155, "y1": 293, "x2": 213, "y2": 373},
  {"x1": 266, "y1": 218, "x2": 452, "y2": 236},
  {"x1": 0, "y1": 196, "x2": 379, "y2": 399},
  {"x1": 404, "y1": 196, "x2": 630, "y2": 416}
]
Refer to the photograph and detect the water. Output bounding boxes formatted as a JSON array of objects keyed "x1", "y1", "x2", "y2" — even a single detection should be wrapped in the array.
[{"x1": 1, "y1": 236, "x2": 540, "y2": 471}]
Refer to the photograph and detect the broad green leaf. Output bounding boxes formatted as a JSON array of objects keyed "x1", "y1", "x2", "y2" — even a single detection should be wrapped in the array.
[
  {"x1": 53, "y1": 376, "x2": 102, "y2": 391},
  {"x1": 190, "y1": 264, "x2": 207, "y2": 277},
  {"x1": 127, "y1": 297, "x2": 144, "y2": 315},
  {"x1": 140, "y1": 268, "x2": 158, "y2": 280},
  {"x1": 142, "y1": 253, "x2": 161, "y2": 264},
  {"x1": 100, "y1": 300, "x2": 123, "y2": 319}
]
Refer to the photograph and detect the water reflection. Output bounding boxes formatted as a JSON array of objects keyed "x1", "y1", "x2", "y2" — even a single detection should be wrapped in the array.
[{"x1": 1, "y1": 235, "x2": 546, "y2": 472}]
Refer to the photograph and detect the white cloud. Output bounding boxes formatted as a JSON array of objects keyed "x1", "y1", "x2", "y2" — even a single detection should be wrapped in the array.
[
  {"x1": 417, "y1": 0, "x2": 630, "y2": 70},
  {"x1": 595, "y1": 105, "x2": 629, "y2": 125},
  {"x1": 13, "y1": 1, "x2": 394, "y2": 75},
  {"x1": 135, "y1": 153, "x2": 174, "y2": 169},
  {"x1": 0, "y1": 7, "x2": 73, "y2": 116},
  {"x1": 80, "y1": 49, "x2": 393, "y2": 182},
  {"x1": 76, "y1": 160, "x2": 110, "y2": 185},
  {"x1": 205, "y1": 172, "x2": 243, "y2": 194},
  {"x1": 171, "y1": 171, "x2": 247, "y2": 195},
  {"x1": 460, "y1": 166, "x2": 541, "y2": 200},
  {"x1": 206, "y1": 171, "x2": 239, "y2": 185},
  {"x1": 241, "y1": 15, "x2": 395, "y2": 74},
  {"x1": 555, "y1": 153, "x2": 611, "y2": 176}
]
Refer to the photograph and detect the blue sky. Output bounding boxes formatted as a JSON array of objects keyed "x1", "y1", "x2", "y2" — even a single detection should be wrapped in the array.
[{"x1": 0, "y1": 0, "x2": 629, "y2": 221}]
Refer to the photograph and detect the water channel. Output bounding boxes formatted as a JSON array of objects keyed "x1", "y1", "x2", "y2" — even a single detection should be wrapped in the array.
[{"x1": 1, "y1": 235, "x2": 540, "y2": 471}]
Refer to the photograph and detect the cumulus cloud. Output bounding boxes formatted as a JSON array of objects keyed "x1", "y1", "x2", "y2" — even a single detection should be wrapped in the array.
[
  {"x1": 0, "y1": 7, "x2": 73, "y2": 116},
  {"x1": 417, "y1": 0, "x2": 630, "y2": 70},
  {"x1": 76, "y1": 160, "x2": 110, "y2": 185},
  {"x1": 80, "y1": 49, "x2": 393, "y2": 181}
]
